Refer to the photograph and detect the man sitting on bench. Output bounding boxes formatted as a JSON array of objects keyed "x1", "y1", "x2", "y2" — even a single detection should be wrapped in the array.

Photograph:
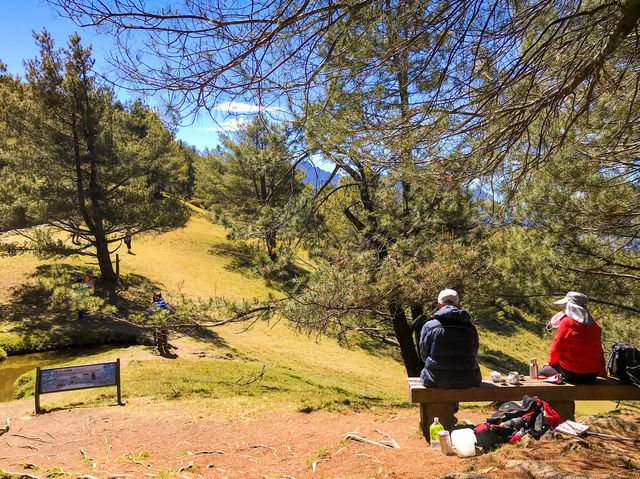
[
  {"x1": 418, "y1": 289, "x2": 482, "y2": 427},
  {"x1": 418, "y1": 289, "x2": 482, "y2": 389},
  {"x1": 419, "y1": 289, "x2": 482, "y2": 427}
]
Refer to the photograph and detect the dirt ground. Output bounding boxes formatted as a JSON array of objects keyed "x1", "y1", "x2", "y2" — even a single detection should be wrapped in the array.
[{"x1": 1, "y1": 400, "x2": 639, "y2": 479}]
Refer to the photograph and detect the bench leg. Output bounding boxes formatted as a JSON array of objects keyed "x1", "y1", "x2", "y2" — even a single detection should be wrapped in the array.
[
  {"x1": 420, "y1": 402, "x2": 457, "y2": 442},
  {"x1": 546, "y1": 400, "x2": 575, "y2": 422}
]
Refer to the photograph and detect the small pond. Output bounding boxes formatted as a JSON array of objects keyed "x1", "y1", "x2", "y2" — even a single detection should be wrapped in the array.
[{"x1": 0, "y1": 346, "x2": 114, "y2": 402}]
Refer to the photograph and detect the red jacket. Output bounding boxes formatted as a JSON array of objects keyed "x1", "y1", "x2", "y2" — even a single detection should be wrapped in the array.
[{"x1": 549, "y1": 314, "x2": 607, "y2": 376}]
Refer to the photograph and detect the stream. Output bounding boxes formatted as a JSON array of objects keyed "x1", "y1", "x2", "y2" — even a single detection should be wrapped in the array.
[{"x1": 0, "y1": 346, "x2": 113, "y2": 402}]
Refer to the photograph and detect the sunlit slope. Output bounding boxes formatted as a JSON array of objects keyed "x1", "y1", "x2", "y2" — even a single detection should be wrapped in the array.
[
  {"x1": 117, "y1": 214, "x2": 274, "y2": 300},
  {"x1": 2, "y1": 216, "x2": 622, "y2": 416},
  {"x1": 1, "y1": 216, "x2": 408, "y2": 404},
  {"x1": 120, "y1": 215, "x2": 406, "y2": 400}
]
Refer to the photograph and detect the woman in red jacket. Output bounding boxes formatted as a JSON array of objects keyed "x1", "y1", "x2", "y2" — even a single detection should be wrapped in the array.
[{"x1": 539, "y1": 292, "x2": 607, "y2": 384}]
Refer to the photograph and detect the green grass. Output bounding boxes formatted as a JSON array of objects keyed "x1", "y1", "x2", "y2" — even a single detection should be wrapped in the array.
[
  {"x1": 2, "y1": 216, "x2": 407, "y2": 411},
  {"x1": 0, "y1": 215, "x2": 624, "y2": 417}
]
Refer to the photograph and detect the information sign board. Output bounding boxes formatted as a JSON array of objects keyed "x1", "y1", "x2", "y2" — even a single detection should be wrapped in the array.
[
  {"x1": 39, "y1": 362, "x2": 116, "y2": 393},
  {"x1": 35, "y1": 359, "x2": 124, "y2": 413}
]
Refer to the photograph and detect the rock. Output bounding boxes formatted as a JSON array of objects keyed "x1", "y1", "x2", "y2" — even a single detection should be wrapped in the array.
[
  {"x1": 560, "y1": 438, "x2": 604, "y2": 454},
  {"x1": 506, "y1": 459, "x2": 595, "y2": 479},
  {"x1": 519, "y1": 434, "x2": 537, "y2": 448},
  {"x1": 580, "y1": 416, "x2": 640, "y2": 434}
]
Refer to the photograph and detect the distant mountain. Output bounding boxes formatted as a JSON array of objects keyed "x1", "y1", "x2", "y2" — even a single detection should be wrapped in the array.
[{"x1": 299, "y1": 160, "x2": 338, "y2": 189}]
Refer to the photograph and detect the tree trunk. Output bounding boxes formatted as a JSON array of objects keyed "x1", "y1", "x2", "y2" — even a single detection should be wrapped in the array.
[
  {"x1": 411, "y1": 304, "x2": 426, "y2": 357},
  {"x1": 94, "y1": 234, "x2": 118, "y2": 290},
  {"x1": 389, "y1": 301, "x2": 422, "y2": 376}
]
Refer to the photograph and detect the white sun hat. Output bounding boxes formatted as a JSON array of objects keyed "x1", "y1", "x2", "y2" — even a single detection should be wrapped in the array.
[{"x1": 553, "y1": 291, "x2": 587, "y2": 307}]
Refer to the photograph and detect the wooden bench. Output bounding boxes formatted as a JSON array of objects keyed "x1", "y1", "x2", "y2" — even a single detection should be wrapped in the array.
[{"x1": 407, "y1": 376, "x2": 640, "y2": 441}]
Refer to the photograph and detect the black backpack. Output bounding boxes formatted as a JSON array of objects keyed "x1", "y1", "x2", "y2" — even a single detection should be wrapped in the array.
[{"x1": 607, "y1": 342, "x2": 640, "y2": 387}]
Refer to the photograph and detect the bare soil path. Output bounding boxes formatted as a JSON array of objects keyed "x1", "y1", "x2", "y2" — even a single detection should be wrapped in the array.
[
  {"x1": 1, "y1": 400, "x2": 639, "y2": 479},
  {"x1": 0, "y1": 400, "x2": 486, "y2": 478}
]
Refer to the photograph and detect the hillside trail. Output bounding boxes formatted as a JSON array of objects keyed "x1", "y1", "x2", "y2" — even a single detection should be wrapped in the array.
[
  {"x1": 0, "y1": 398, "x2": 482, "y2": 479},
  {"x1": 1, "y1": 395, "x2": 639, "y2": 479}
]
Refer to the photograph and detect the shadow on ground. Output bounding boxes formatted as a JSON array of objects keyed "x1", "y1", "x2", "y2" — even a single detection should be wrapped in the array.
[
  {"x1": 208, "y1": 242, "x2": 309, "y2": 294},
  {"x1": 478, "y1": 345, "x2": 528, "y2": 372},
  {"x1": 0, "y1": 264, "x2": 230, "y2": 355}
]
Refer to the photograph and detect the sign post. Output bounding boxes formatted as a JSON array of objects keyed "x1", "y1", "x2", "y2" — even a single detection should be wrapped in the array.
[{"x1": 35, "y1": 359, "x2": 125, "y2": 414}]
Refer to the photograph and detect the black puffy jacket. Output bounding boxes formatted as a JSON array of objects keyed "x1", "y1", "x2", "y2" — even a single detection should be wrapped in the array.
[{"x1": 418, "y1": 304, "x2": 482, "y2": 389}]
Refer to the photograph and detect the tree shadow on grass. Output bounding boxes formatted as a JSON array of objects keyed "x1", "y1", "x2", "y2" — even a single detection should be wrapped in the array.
[
  {"x1": 208, "y1": 242, "x2": 256, "y2": 274},
  {"x1": 1, "y1": 264, "x2": 230, "y2": 354},
  {"x1": 475, "y1": 303, "x2": 546, "y2": 338},
  {"x1": 477, "y1": 346, "x2": 528, "y2": 373},
  {"x1": 475, "y1": 312, "x2": 518, "y2": 336},
  {"x1": 208, "y1": 242, "x2": 309, "y2": 294}
]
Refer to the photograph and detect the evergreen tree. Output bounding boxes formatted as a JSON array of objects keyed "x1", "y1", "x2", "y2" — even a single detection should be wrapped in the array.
[
  {"x1": 277, "y1": 4, "x2": 492, "y2": 376},
  {"x1": 0, "y1": 31, "x2": 190, "y2": 289},
  {"x1": 197, "y1": 116, "x2": 307, "y2": 264}
]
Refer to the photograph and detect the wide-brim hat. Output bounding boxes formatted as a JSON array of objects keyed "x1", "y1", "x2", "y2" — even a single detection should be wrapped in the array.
[{"x1": 553, "y1": 291, "x2": 587, "y2": 307}]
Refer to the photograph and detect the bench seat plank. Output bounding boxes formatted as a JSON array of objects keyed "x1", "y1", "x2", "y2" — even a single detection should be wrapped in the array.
[
  {"x1": 408, "y1": 377, "x2": 640, "y2": 403},
  {"x1": 408, "y1": 376, "x2": 640, "y2": 441}
]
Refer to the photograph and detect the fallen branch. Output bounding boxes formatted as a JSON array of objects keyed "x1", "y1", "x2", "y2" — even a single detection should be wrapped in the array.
[
  {"x1": 177, "y1": 462, "x2": 193, "y2": 473},
  {"x1": 81, "y1": 448, "x2": 95, "y2": 461},
  {"x1": 19, "y1": 445, "x2": 40, "y2": 451},
  {"x1": 249, "y1": 444, "x2": 274, "y2": 449},
  {"x1": 0, "y1": 471, "x2": 42, "y2": 479},
  {"x1": 10, "y1": 433, "x2": 48, "y2": 443},
  {"x1": 225, "y1": 365, "x2": 266, "y2": 386},
  {"x1": 345, "y1": 433, "x2": 399, "y2": 449},
  {"x1": 373, "y1": 429, "x2": 400, "y2": 449},
  {"x1": 191, "y1": 450, "x2": 226, "y2": 455}
]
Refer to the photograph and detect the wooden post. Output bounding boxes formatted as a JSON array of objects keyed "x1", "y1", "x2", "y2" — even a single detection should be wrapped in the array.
[
  {"x1": 34, "y1": 367, "x2": 42, "y2": 414},
  {"x1": 116, "y1": 358, "x2": 125, "y2": 406},
  {"x1": 115, "y1": 253, "x2": 120, "y2": 278},
  {"x1": 547, "y1": 400, "x2": 575, "y2": 422},
  {"x1": 420, "y1": 402, "x2": 457, "y2": 442}
]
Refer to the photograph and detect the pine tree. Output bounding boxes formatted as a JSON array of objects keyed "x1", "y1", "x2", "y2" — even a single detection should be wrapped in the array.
[{"x1": 0, "y1": 31, "x2": 190, "y2": 289}]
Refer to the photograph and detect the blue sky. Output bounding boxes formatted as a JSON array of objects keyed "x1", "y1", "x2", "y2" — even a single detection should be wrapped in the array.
[{"x1": 0, "y1": 1, "x2": 269, "y2": 152}]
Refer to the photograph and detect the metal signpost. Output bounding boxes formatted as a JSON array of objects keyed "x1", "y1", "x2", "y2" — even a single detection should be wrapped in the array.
[{"x1": 35, "y1": 359, "x2": 125, "y2": 414}]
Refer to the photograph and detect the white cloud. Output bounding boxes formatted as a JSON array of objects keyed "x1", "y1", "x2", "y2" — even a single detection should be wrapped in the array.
[
  {"x1": 204, "y1": 118, "x2": 252, "y2": 132},
  {"x1": 213, "y1": 101, "x2": 282, "y2": 113}
]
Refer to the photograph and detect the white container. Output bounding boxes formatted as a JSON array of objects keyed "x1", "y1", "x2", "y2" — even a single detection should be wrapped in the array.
[{"x1": 451, "y1": 428, "x2": 476, "y2": 457}]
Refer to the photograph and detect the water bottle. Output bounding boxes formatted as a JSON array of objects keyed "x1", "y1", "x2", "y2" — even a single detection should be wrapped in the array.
[
  {"x1": 429, "y1": 417, "x2": 444, "y2": 449},
  {"x1": 529, "y1": 358, "x2": 538, "y2": 380}
]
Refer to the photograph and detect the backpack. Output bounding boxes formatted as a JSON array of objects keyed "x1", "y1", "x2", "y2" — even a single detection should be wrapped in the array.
[
  {"x1": 474, "y1": 395, "x2": 562, "y2": 451},
  {"x1": 607, "y1": 342, "x2": 640, "y2": 387}
]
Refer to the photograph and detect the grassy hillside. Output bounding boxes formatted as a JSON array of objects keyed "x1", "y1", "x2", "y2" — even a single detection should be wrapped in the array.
[
  {"x1": 1, "y1": 216, "x2": 409, "y2": 412},
  {"x1": 0, "y1": 216, "x2": 628, "y2": 416}
]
